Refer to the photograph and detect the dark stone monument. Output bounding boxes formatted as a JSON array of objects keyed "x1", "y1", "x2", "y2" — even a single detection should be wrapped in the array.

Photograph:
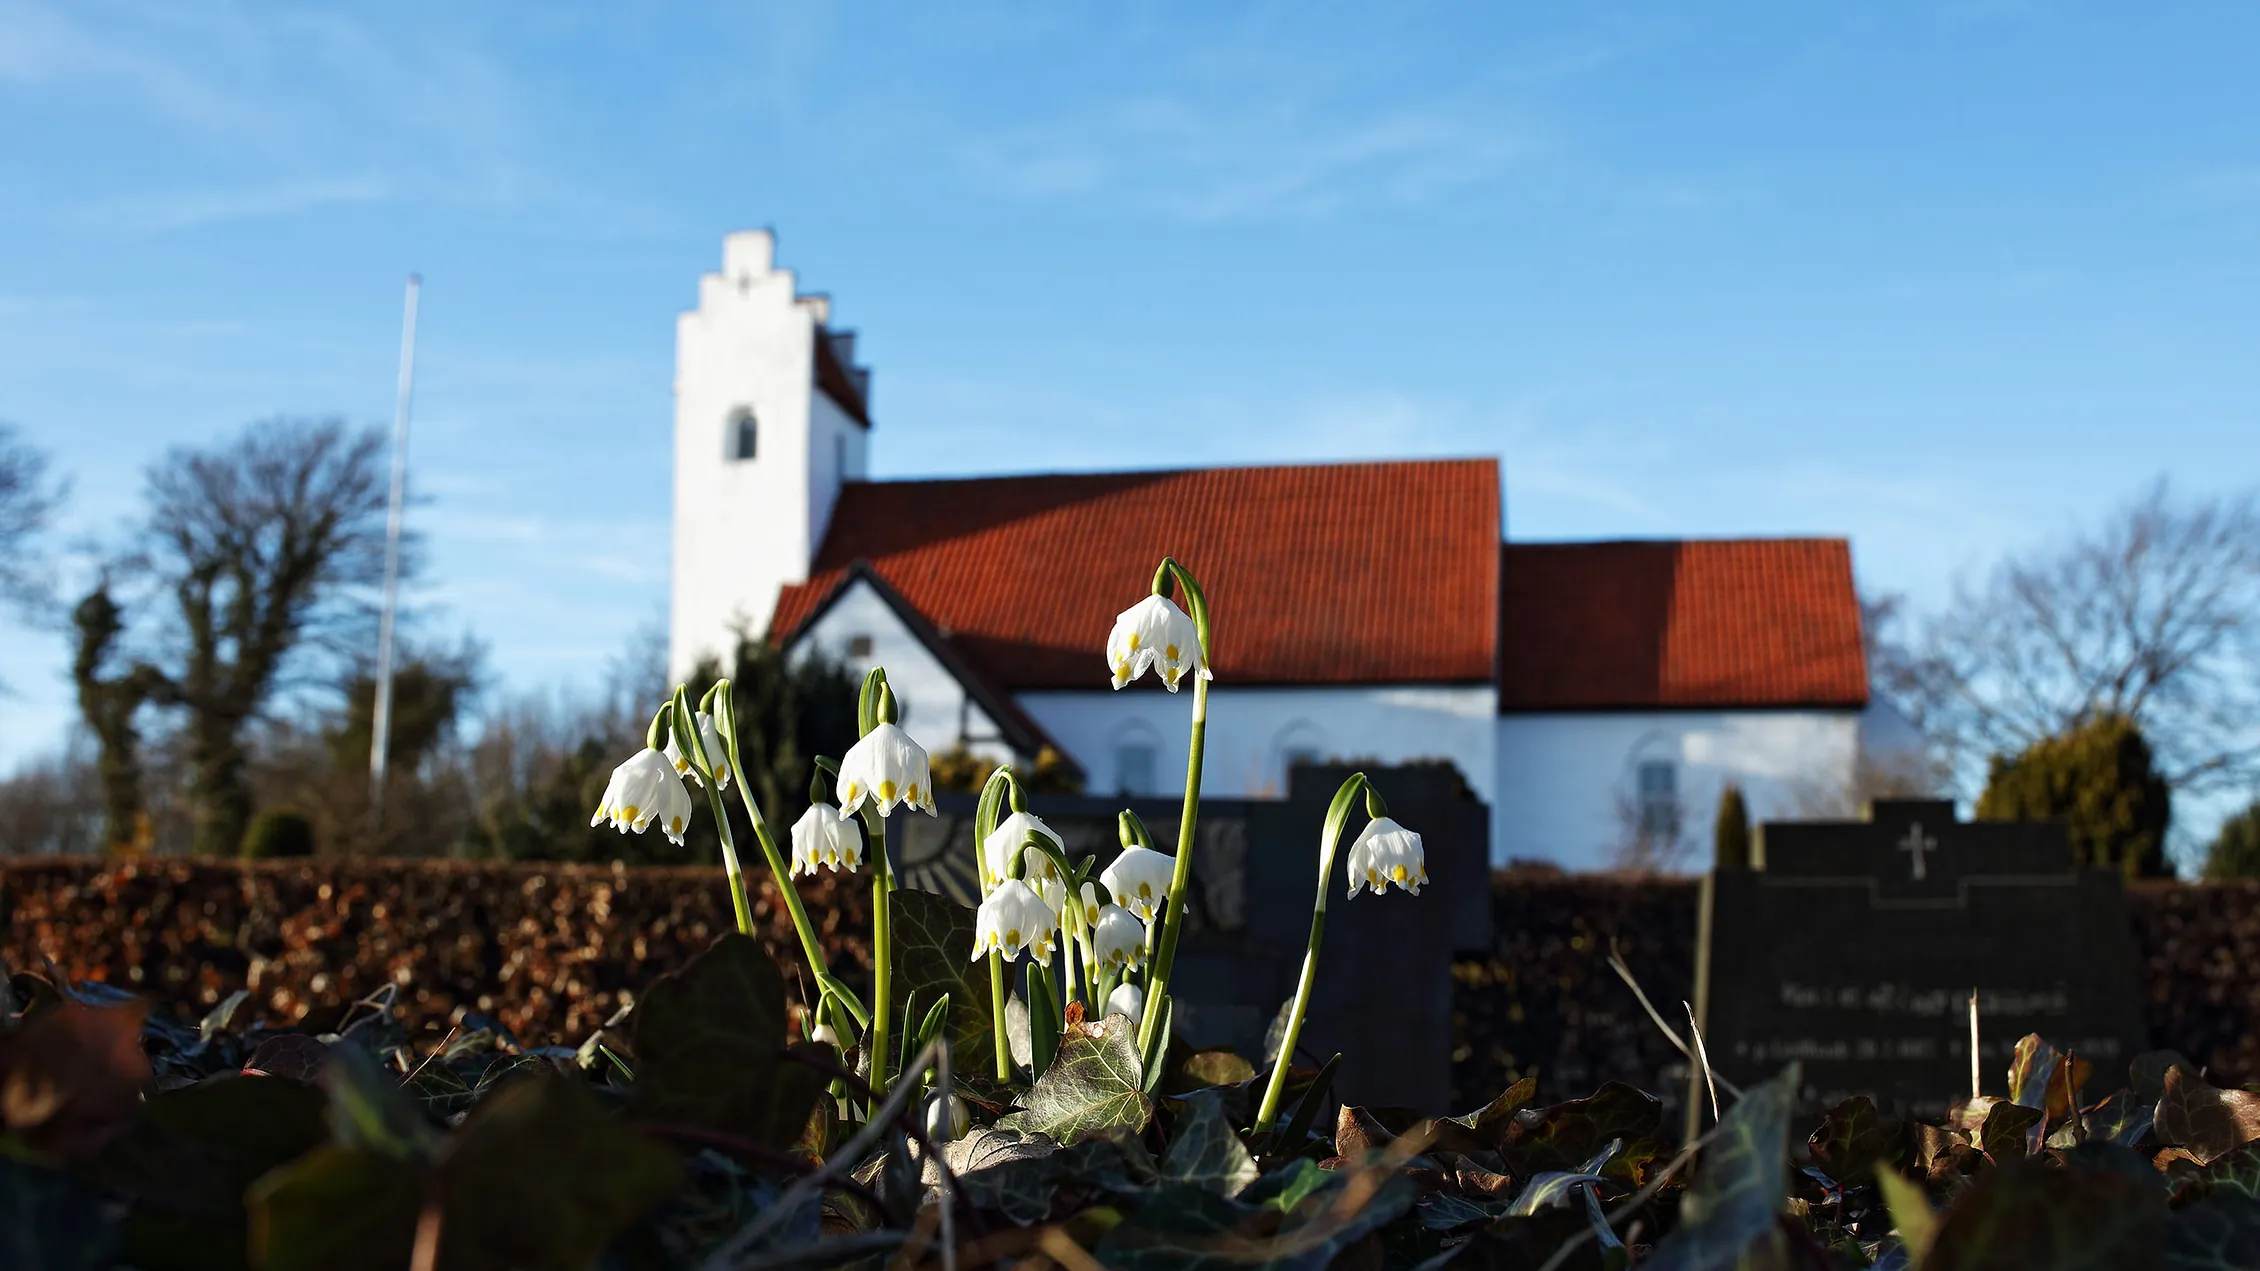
[
  {"x1": 1692, "y1": 799, "x2": 2147, "y2": 1123},
  {"x1": 917, "y1": 763, "x2": 1491, "y2": 1113}
]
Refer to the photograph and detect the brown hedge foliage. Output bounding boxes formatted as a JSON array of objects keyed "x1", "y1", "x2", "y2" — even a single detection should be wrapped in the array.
[
  {"x1": 0, "y1": 858, "x2": 870, "y2": 1044},
  {"x1": 7, "y1": 861, "x2": 2259, "y2": 1097}
]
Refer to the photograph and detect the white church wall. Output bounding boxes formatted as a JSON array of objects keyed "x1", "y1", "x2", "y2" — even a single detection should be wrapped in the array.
[
  {"x1": 1017, "y1": 681, "x2": 1498, "y2": 822},
  {"x1": 671, "y1": 231, "x2": 838, "y2": 680},
  {"x1": 791, "y1": 579, "x2": 1015, "y2": 767},
  {"x1": 1493, "y1": 709, "x2": 1865, "y2": 872}
]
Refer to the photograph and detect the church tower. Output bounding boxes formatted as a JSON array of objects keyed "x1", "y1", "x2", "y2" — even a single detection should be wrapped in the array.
[{"x1": 671, "y1": 230, "x2": 872, "y2": 679}]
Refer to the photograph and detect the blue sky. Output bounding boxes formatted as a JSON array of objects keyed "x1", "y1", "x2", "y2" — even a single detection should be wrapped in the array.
[{"x1": 3, "y1": 1, "x2": 2257, "y2": 769}]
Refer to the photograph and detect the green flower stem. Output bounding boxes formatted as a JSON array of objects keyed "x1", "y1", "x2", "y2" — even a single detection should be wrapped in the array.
[
  {"x1": 720, "y1": 717, "x2": 868, "y2": 1027},
  {"x1": 1137, "y1": 671, "x2": 1208, "y2": 1057},
  {"x1": 867, "y1": 810, "x2": 894, "y2": 1100},
  {"x1": 670, "y1": 692, "x2": 755, "y2": 938},
  {"x1": 988, "y1": 952, "x2": 1012, "y2": 1081},
  {"x1": 1254, "y1": 772, "x2": 1369, "y2": 1135},
  {"x1": 974, "y1": 767, "x2": 1016, "y2": 1083}
]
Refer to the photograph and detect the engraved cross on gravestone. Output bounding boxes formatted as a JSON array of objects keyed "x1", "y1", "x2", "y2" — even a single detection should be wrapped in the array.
[{"x1": 1691, "y1": 799, "x2": 2148, "y2": 1123}]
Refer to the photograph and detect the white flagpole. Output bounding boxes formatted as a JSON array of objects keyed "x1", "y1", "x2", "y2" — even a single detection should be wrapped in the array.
[{"x1": 370, "y1": 273, "x2": 421, "y2": 823}]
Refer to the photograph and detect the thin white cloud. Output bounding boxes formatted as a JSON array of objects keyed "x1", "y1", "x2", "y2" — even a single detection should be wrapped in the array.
[{"x1": 75, "y1": 175, "x2": 390, "y2": 233}]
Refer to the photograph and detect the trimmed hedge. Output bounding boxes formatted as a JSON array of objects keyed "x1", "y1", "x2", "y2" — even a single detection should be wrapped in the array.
[{"x1": 6, "y1": 860, "x2": 2259, "y2": 1100}]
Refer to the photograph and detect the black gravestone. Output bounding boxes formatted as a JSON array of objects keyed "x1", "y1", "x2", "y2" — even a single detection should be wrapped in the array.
[{"x1": 1692, "y1": 799, "x2": 2147, "y2": 1123}]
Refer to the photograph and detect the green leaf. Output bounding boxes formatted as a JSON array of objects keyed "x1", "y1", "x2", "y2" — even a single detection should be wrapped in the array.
[
  {"x1": 2156, "y1": 1066, "x2": 2260, "y2": 1166},
  {"x1": 1275, "y1": 1053, "x2": 1341, "y2": 1154},
  {"x1": 1925, "y1": 1158, "x2": 2165, "y2": 1271},
  {"x1": 1502, "y1": 1082, "x2": 1668, "y2": 1185},
  {"x1": 885, "y1": 889, "x2": 996, "y2": 1077},
  {"x1": 435, "y1": 1072, "x2": 686, "y2": 1269},
  {"x1": 2084, "y1": 1089, "x2": 2157, "y2": 1148},
  {"x1": 1877, "y1": 1167, "x2": 1938, "y2": 1268},
  {"x1": 0, "y1": 1157, "x2": 116, "y2": 1271},
  {"x1": 1640, "y1": 1064, "x2": 1796, "y2": 1271},
  {"x1": 1507, "y1": 1170, "x2": 1611, "y2": 1217},
  {"x1": 949, "y1": 1125, "x2": 1155, "y2": 1225},
  {"x1": 997, "y1": 1013, "x2": 1151, "y2": 1145},
  {"x1": 1806, "y1": 1095, "x2": 1908, "y2": 1185},
  {"x1": 2007, "y1": 1034, "x2": 2063, "y2": 1110},
  {"x1": 629, "y1": 932, "x2": 823, "y2": 1150},
  {"x1": 1980, "y1": 1101, "x2": 2043, "y2": 1163},
  {"x1": 1161, "y1": 1089, "x2": 1259, "y2": 1197},
  {"x1": 248, "y1": 1147, "x2": 424, "y2": 1271},
  {"x1": 2197, "y1": 1145, "x2": 2260, "y2": 1200},
  {"x1": 1242, "y1": 1157, "x2": 1332, "y2": 1213},
  {"x1": 1171, "y1": 1049, "x2": 1257, "y2": 1094},
  {"x1": 80, "y1": 1075, "x2": 330, "y2": 1271},
  {"x1": 321, "y1": 1042, "x2": 440, "y2": 1161},
  {"x1": 1434, "y1": 1075, "x2": 1539, "y2": 1153},
  {"x1": 2167, "y1": 1195, "x2": 2260, "y2": 1270},
  {"x1": 250, "y1": 1075, "x2": 685, "y2": 1271}
]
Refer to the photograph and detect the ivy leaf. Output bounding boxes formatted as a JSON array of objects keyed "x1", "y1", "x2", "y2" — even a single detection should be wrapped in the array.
[
  {"x1": 2197, "y1": 1145, "x2": 2260, "y2": 1200},
  {"x1": 1980, "y1": 1101, "x2": 2043, "y2": 1163},
  {"x1": 1925, "y1": 1158, "x2": 2164, "y2": 1271},
  {"x1": 1169, "y1": 1049, "x2": 1257, "y2": 1094},
  {"x1": 1503, "y1": 1082, "x2": 1667, "y2": 1184},
  {"x1": 1807, "y1": 1095, "x2": 1908, "y2": 1185},
  {"x1": 1508, "y1": 1169, "x2": 1611, "y2": 1217},
  {"x1": 1640, "y1": 1065, "x2": 1796, "y2": 1271},
  {"x1": 629, "y1": 932, "x2": 823, "y2": 1150},
  {"x1": 251, "y1": 1074, "x2": 684, "y2": 1271},
  {"x1": 996, "y1": 1013, "x2": 1150, "y2": 1146},
  {"x1": 2084, "y1": 1089, "x2": 2157, "y2": 1148},
  {"x1": 885, "y1": 889, "x2": 995, "y2": 1077},
  {"x1": 1434, "y1": 1075, "x2": 1539, "y2": 1154},
  {"x1": 79, "y1": 1075, "x2": 329, "y2": 1271},
  {"x1": 2167, "y1": 1194, "x2": 2260, "y2": 1270},
  {"x1": 2156, "y1": 1066, "x2": 2260, "y2": 1166},
  {"x1": 1095, "y1": 1171, "x2": 1415, "y2": 1271},
  {"x1": 1875, "y1": 1167, "x2": 1937, "y2": 1268},
  {"x1": 1162, "y1": 1089, "x2": 1258, "y2": 1197}
]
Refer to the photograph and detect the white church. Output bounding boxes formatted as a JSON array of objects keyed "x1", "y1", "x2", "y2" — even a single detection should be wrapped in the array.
[{"x1": 670, "y1": 231, "x2": 1911, "y2": 870}]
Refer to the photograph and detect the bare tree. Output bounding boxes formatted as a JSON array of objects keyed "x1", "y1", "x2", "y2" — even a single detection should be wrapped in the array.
[
  {"x1": 1870, "y1": 480, "x2": 2260, "y2": 796},
  {"x1": 0, "y1": 421, "x2": 67, "y2": 611},
  {"x1": 132, "y1": 419, "x2": 395, "y2": 855}
]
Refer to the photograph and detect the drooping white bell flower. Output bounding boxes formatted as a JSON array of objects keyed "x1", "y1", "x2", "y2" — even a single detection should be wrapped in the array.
[
  {"x1": 663, "y1": 710, "x2": 732, "y2": 790},
  {"x1": 1090, "y1": 904, "x2": 1147, "y2": 971},
  {"x1": 590, "y1": 748, "x2": 696, "y2": 845},
  {"x1": 836, "y1": 722, "x2": 936, "y2": 817},
  {"x1": 1106, "y1": 594, "x2": 1211, "y2": 692},
  {"x1": 1099, "y1": 846, "x2": 1175, "y2": 924},
  {"x1": 1067, "y1": 881, "x2": 1104, "y2": 933},
  {"x1": 1345, "y1": 817, "x2": 1427, "y2": 898},
  {"x1": 924, "y1": 1093, "x2": 970, "y2": 1142},
  {"x1": 1105, "y1": 981, "x2": 1144, "y2": 1024},
  {"x1": 971, "y1": 879, "x2": 1055, "y2": 963},
  {"x1": 983, "y1": 810, "x2": 1064, "y2": 885},
  {"x1": 790, "y1": 803, "x2": 864, "y2": 876}
]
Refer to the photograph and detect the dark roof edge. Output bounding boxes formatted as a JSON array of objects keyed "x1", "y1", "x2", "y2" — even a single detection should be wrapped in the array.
[
  {"x1": 812, "y1": 326, "x2": 871, "y2": 427},
  {"x1": 776, "y1": 563, "x2": 1084, "y2": 778}
]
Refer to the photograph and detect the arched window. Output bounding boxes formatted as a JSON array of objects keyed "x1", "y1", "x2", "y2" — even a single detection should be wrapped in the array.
[
  {"x1": 728, "y1": 408, "x2": 757, "y2": 461},
  {"x1": 1111, "y1": 719, "x2": 1166, "y2": 797}
]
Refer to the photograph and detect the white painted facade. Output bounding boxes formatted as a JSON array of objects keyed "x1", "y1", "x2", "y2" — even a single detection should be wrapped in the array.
[
  {"x1": 792, "y1": 577, "x2": 1018, "y2": 766},
  {"x1": 671, "y1": 230, "x2": 868, "y2": 680},
  {"x1": 1491, "y1": 706, "x2": 1922, "y2": 871},
  {"x1": 1018, "y1": 683, "x2": 1499, "y2": 805}
]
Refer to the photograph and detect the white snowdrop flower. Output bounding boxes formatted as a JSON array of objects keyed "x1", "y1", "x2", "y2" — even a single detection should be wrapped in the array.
[
  {"x1": 809, "y1": 1022, "x2": 841, "y2": 1048},
  {"x1": 1068, "y1": 882, "x2": 1104, "y2": 932},
  {"x1": 1090, "y1": 904, "x2": 1147, "y2": 971},
  {"x1": 1345, "y1": 817, "x2": 1427, "y2": 899},
  {"x1": 1105, "y1": 982, "x2": 1144, "y2": 1025},
  {"x1": 590, "y1": 748, "x2": 695, "y2": 845},
  {"x1": 1099, "y1": 846, "x2": 1175, "y2": 924},
  {"x1": 925, "y1": 1093, "x2": 970, "y2": 1143},
  {"x1": 971, "y1": 879, "x2": 1055, "y2": 964},
  {"x1": 836, "y1": 722, "x2": 936, "y2": 817},
  {"x1": 790, "y1": 803, "x2": 864, "y2": 876},
  {"x1": 1105, "y1": 593, "x2": 1210, "y2": 692},
  {"x1": 663, "y1": 710, "x2": 732, "y2": 790},
  {"x1": 983, "y1": 810, "x2": 1064, "y2": 885}
]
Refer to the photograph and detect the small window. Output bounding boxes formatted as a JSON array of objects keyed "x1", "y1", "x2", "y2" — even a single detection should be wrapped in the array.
[
  {"x1": 834, "y1": 432, "x2": 848, "y2": 480},
  {"x1": 1637, "y1": 760, "x2": 1679, "y2": 840},
  {"x1": 728, "y1": 408, "x2": 757, "y2": 461},
  {"x1": 1116, "y1": 744, "x2": 1158, "y2": 797},
  {"x1": 845, "y1": 633, "x2": 873, "y2": 658}
]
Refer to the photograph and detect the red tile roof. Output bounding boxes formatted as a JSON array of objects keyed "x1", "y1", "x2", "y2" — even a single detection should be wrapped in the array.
[
  {"x1": 1497, "y1": 539, "x2": 1868, "y2": 711},
  {"x1": 771, "y1": 460, "x2": 1502, "y2": 690}
]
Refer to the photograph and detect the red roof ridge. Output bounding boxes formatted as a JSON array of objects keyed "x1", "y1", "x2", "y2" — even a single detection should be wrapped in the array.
[{"x1": 845, "y1": 454, "x2": 1499, "y2": 489}]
